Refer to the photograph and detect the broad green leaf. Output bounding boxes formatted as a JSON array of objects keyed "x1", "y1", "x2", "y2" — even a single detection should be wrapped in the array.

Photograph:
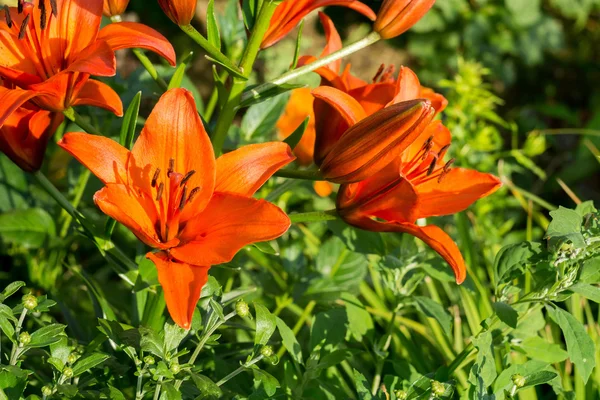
[
  {"x1": 342, "y1": 293, "x2": 374, "y2": 342},
  {"x1": 0, "y1": 281, "x2": 25, "y2": 303},
  {"x1": 190, "y1": 374, "x2": 222, "y2": 399},
  {"x1": 468, "y1": 331, "x2": 496, "y2": 391},
  {"x1": 0, "y1": 154, "x2": 28, "y2": 213},
  {"x1": 493, "y1": 301, "x2": 518, "y2": 328},
  {"x1": 240, "y1": 93, "x2": 289, "y2": 139},
  {"x1": 494, "y1": 241, "x2": 544, "y2": 283},
  {"x1": 309, "y1": 309, "x2": 348, "y2": 351},
  {"x1": 0, "y1": 307, "x2": 15, "y2": 343},
  {"x1": 493, "y1": 360, "x2": 555, "y2": 399},
  {"x1": 0, "y1": 366, "x2": 28, "y2": 400},
  {"x1": 71, "y1": 353, "x2": 109, "y2": 376},
  {"x1": 159, "y1": 382, "x2": 182, "y2": 400},
  {"x1": 580, "y1": 258, "x2": 600, "y2": 284},
  {"x1": 328, "y1": 219, "x2": 386, "y2": 255},
  {"x1": 569, "y1": 283, "x2": 600, "y2": 303},
  {"x1": 547, "y1": 305, "x2": 595, "y2": 383},
  {"x1": 518, "y1": 336, "x2": 568, "y2": 364},
  {"x1": 28, "y1": 324, "x2": 66, "y2": 348},
  {"x1": 139, "y1": 327, "x2": 164, "y2": 359},
  {"x1": 106, "y1": 386, "x2": 127, "y2": 400},
  {"x1": 163, "y1": 321, "x2": 188, "y2": 352},
  {"x1": 353, "y1": 369, "x2": 373, "y2": 400},
  {"x1": 254, "y1": 303, "x2": 276, "y2": 346},
  {"x1": 252, "y1": 368, "x2": 280, "y2": 397},
  {"x1": 546, "y1": 206, "x2": 585, "y2": 251},
  {"x1": 522, "y1": 370, "x2": 558, "y2": 388},
  {"x1": 575, "y1": 200, "x2": 597, "y2": 217},
  {"x1": 414, "y1": 297, "x2": 452, "y2": 338},
  {"x1": 206, "y1": 0, "x2": 221, "y2": 50},
  {"x1": 50, "y1": 337, "x2": 71, "y2": 365},
  {"x1": 0, "y1": 208, "x2": 55, "y2": 249},
  {"x1": 253, "y1": 241, "x2": 278, "y2": 255},
  {"x1": 276, "y1": 316, "x2": 303, "y2": 365}
]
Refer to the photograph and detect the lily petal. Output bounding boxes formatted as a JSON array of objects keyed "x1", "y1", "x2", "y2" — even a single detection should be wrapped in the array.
[
  {"x1": 318, "y1": 12, "x2": 342, "y2": 74},
  {"x1": 0, "y1": 86, "x2": 40, "y2": 128},
  {"x1": 171, "y1": 192, "x2": 290, "y2": 266},
  {"x1": 98, "y1": 22, "x2": 177, "y2": 66},
  {"x1": 71, "y1": 79, "x2": 123, "y2": 116},
  {"x1": 215, "y1": 142, "x2": 295, "y2": 196},
  {"x1": 149, "y1": 251, "x2": 210, "y2": 329},
  {"x1": 55, "y1": 0, "x2": 104, "y2": 65},
  {"x1": 66, "y1": 40, "x2": 116, "y2": 77},
  {"x1": 58, "y1": 132, "x2": 129, "y2": 185},
  {"x1": 415, "y1": 168, "x2": 502, "y2": 217},
  {"x1": 390, "y1": 66, "x2": 421, "y2": 105},
  {"x1": 129, "y1": 88, "x2": 216, "y2": 214}
]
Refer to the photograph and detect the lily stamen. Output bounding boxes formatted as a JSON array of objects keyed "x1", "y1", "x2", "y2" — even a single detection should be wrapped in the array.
[
  {"x1": 167, "y1": 158, "x2": 174, "y2": 176},
  {"x1": 180, "y1": 170, "x2": 196, "y2": 187},
  {"x1": 4, "y1": 5, "x2": 12, "y2": 28},
  {"x1": 156, "y1": 182, "x2": 164, "y2": 201},
  {"x1": 178, "y1": 187, "x2": 188, "y2": 210},
  {"x1": 18, "y1": 13, "x2": 29, "y2": 39},
  {"x1": 188, "y1": 187, "x2": 200, "y2": 203},
  {"x1": 151, "y1": 168, "x2": 161, "y2": 187},
  {"x1": 427, "y1": 155, "x2": 438, "y2": 176}
]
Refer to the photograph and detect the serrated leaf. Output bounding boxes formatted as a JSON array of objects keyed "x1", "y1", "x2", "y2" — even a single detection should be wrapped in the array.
[
  {"x1": 276, "y1": 317, "x2": 303, "y2": 365},
  {"x1": 414, "y1": 296, "x2": 452, "y2": 338},
  {"x1": 28, "y1": 324, "x2": 66, "y2": 348},
  {"x1": 353, "y1": 369, "x2": 373, "y2": 400},
  {"x1": 0, "y1": 208, "x2": 56, "y2": 248},
  {"x1": 71, "y1": 353, "x2": 109, "y2": 376},
  {"x1": 522, "y1": 370, "x2": 558, "y2": 388},
  {"x1": 468, "y1": 331, "x2": 497, "y2": 392},
  {"x1": 0, "y1": 366, "x2": 28, "y2": 400},
  {"x1": 140, "y1": 327, "x2": 164, "y2": 358},
  {"x1": 546, "y1": 206, "x2": 585, "y2": 250},
  {"x1": 547, "y1": 305, "x2": 595, "y2": 383},
  {"x1": 163, "y1": 321, "x2": 188, "y2": 352},
  {"x1": 309, "y1": 309, "x2": 348, "y2": 351},
  {"x1": 575, "y1": 201, "x2": 597, "y2": 217},
  {"x1": 493, "y1": 302, "x2": 518, "y2": 328},
  {"x1": 254, "y1": 303, "x2": 276, "y2": 346},
  {"x1": 342, "y1": 293, "x2": 374, "y2": 342},
  {"x1": 206, "y1": 0, "x2": 221, "y2": 50}
]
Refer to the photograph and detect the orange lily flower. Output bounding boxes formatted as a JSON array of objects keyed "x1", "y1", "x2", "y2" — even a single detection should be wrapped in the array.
[
  {"x1": 261, "y1": 0, "x2": 376, "y2": 49},
  {"x1": 103, "y1": 0, "x2": 129, "y2": 17},
  {"x1": 0, "y1": 80, "x2": 63, "y2": 171},
  {"x1": 337, "y1": 121, "x2": 502, "y2": 283},
  {"x1": 157, "y1": 0, "x2": 196, "y2": 26},
  {"x1": 58, "y1": 89, "x2": 294, "y2": 329},
  {"x1": 374, "y1": 0, "x2": 436, "y2": 39}
]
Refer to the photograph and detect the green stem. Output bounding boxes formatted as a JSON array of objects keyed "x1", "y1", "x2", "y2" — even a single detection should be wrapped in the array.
[
  {"x1": 9, "y1": 309, "x2": 27, "y2": 365},
  {"x1": 59, "y1": 170, "x2": 91, "y2": 238},
  {"x1": 371, "y1": 309, "x2": 396, "y2": 396},
  {"x1": 274, "y1": 168, "x2": 323, "y2": 181},
  {"x1": 63, "y1": 108, "x2": 101, "y2": 135},
  {"x1": 153, "y1": 377, "x2": 162, "y2": 400},
  {"x1": 133, "y1": 49, "x2": 169, "y2": 91},
  {"x1": 277, "y1": 300, "x2": 316, "y2": 359},
  {"x1": 180, "y1": 24, "x2": 242, "y2": 78},
  {"x1": 241, "y1": 31, "x2": 381, "y2": 104},
  {"x1": 211, "y1": 2, "x2": 279, "y2": 156},
  {"x1": 289, "y1": 210, "x2": 338, "y2": 224},
  {"x1": 216, "y1": 354, "x2": 265, "y2": 386},
  {"x1": 204, "y1": 70, "x2": 229, "y2": 121}
]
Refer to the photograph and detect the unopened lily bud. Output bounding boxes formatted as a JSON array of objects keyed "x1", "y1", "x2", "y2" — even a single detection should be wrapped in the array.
[
  {"x1": 103, "y1": 0, "x2": 129, "y2": 17},
  {"x1": 41, "y1": 386, "x2": 53, "y2": 396},
  {"x1": 18, "y1": 331, "x2": 31, "y2": 346},
  {"x1": 430, "y1": 380, "x2": 445, "y2": 397},
  {"x1": 511, "y1": 374, "x2": 526, "y2": 388},
  {"x1": 22, "y1": 294, "x2": 37, "y2": 310},
  {"x1": 158, "y1": 0, "x2": 197, "y2": 26},
  {"x1": 317, "y1": 96, "x2": 435, "y2": 184},
  {"x1": 170, "y1": 361, "x2": 181, "y2": 374},
  {"x1": 394, "y1": 390, "x2": 408, "y2": 400},
  {"x1": 62, "y1": 367, "x2": 73, "y2": 378},
  {"x1": 260, "y1": 345, "x2": 274, "y2": 358},
  {"x1": 144, "y1": 355, "x2": 156, "y2": 365},
  {"x1": 374, "y1": 0, "x2": 436, "y2": 39},
  {"x1": 235, "y1": 300, "x2": 250, "y2": 318}
]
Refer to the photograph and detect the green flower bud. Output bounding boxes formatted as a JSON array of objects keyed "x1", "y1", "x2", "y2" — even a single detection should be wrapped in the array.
[
  {"x1": 22, "y1": 294, "x2": 37, "y2": 310},
  {"x1": 511, "y1": 374, "x2": 526, "y2": 388},
  {"x1": 18, "y1": 331, "x2": 31, "y2": 346},
  {"x1": 394, "y1": 390, "x2": 408, "y2": 400},
  {"x1": 41, "y1": 385, "x2": 53, "y2": 396},
  {"x1": 260, "y1": 345, "x2": 274, "y2": 358},
  {"x1": 170, "y1": 362, "x2": 181, "y2": 374},
  {"x1": 62, "y1": 367, "x2": 73, "y2": 378},
  {"x1": 235, "y1": 300, "x2": 250, "y2": 318},
  {"x1": 431, "y1": 380, "x2": 445, "y2": 397},
  {"x1": 67, "y1": 352, "x2": 80, "y2": 364},
  {"x1": 144, "y1": 355, "x2": 156, "y2": 365}
]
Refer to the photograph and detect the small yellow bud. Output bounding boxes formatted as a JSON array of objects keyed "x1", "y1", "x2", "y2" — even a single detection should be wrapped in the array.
[
  {"x1": 18, "y1": 331, "x2": 31, "y2": 346},
  {"x1": 235, "y1": 300, "x2": 250, "y2": 318},
  {"x1": 22, "y1": 294, "x2": 37, "y2": 310},
  {"x1": 260, "y1": 345, "x2": 274, "y2": 358},
  {"x1": 512, "y1": 374, "x2": 526, "y2": 388},
  {"x1": 170, "y1": 362, "x2": 181, "y2": 374},
  {"x1": 41, "y1": 386, "x2": 53, "y2": 396},
  {"x1": 394, "y1": 390, "x2": 408, "y2": 400},
  {"x1": 62, "y1": 367, "x2": 73, "y2": 378},
  {"x1": 431, "y1": 380, "x2": 445, "y2": 397},
  {"x1": 143, "y1": 355, "x2": 155, "y2": 365}
]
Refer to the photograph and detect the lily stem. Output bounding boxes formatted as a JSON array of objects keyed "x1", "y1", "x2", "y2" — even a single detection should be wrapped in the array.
[
  {"x1": 133, "y1": 49, "x2": 169, "y2": 91},
  {"x1": 63, "y1": 108, "x2": 101, "y2": 135},
  {"x1": 216, "y1": 354, "x2": 265, "y2": 386},
  {"x1": 289, "y1": 210, "x2": 338, "y2": 224},
  {"x1": 274, "y1": 168, "x2": 323, "y2": 181},
  {"x1": 241, "y1": 31, "x2": 381, "y2": 104},
  {"x1": 211, "y1": 2, "x2": 279, "y2": 156}
]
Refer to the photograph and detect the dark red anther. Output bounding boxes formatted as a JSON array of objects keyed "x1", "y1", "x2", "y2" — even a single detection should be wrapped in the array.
[
  {"x1": 4, "y1": 5, "x2": 12, "y2": 28},
  {"x1": 151, "y1": 168, "x2": 160, "y2": 188},
  {"x1": 443, "y1": 158, "x2": 455, "y2": 172},
  {"x1": 438, "y1": 144, "x2": 450, "y2": 158},
  {"x1": 178, "y1": 187, "x2": 187, "y2": 210},
  {"x1": 167, "y1": 159, "x2": 174, "y2": 177},
  {"x1": 180, "y1": 170, "x2": 195, "y2": 187},
  {"x1": 18, "y1": 13, "x2": 29, "y2": 39},
  {"x1": 372, "y1": 64, "x2": 385, "y2": 83},
  {"x1": 49, "y1": 0, "x2": 57, "y2": 17},
  {"x1": 427, "y1": 155, "x2": 438, "y2": 176},
  {"x1": 187, "y1": 187, "x2": 200, "y2": 203},
  {"x1": 156, "y1": 182, "x2": 164, "y2": 201},
  {"x1": 17, "y1": 0, "x2": 23, "y2": 14},
  {"x1": 39, "y1": 0, "x2": 47, "y2": 30}
]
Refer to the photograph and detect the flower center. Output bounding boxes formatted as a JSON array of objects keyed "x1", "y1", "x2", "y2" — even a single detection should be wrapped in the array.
[
  {"x1": 372, "y1": 64, "x2": 396, "y2": 83},
  {"x1": 4, "y1": 0, "x2": 57, "y2": 38},
  {"x1": 150, "y1": 158, "x2": 200, "y2": 243},
  {"x1": 402, "y1": 135, "x2": 454, "y2": 186}
]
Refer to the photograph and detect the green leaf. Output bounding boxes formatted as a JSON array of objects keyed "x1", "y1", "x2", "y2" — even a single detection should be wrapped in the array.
[
  {"x1": 518, "y1": 336, "x2": 568, "y2": 364},
  {"x1": 71, "y1": 353, "x2": 109, "y2": 376},
  {"x1": 106, "y1": 386, "x2": 127, "y2": 400},
  {"x1": 353, "y1": 369, "x2": 373, "y2": 400},
  {"x1": 309, "y1": 309, "x2": 348, "y2": 351},
  {"x1": 0, "y1": 366, "x2": 28, "y2": 400},
  {"x1": 493, "y1": 301, "x2": 518, "y2": 328},
  {"x1": 414, "y1": 297, "x2": 452, "y2": 338},
  {"x1": 168, "y1": 51, "x2": 194, "y2": 90},
  {"x1": 190, "y1": 374, "x2": 222, "y2": 399},
  {"x1": 28, "y1": 324, "x2": 66, "y2": 348},
  {"x1": 50, "y1": 336, "x2": 71, "y2": 365},
  {"x1": 0, "y1": 307, "x2": 14, "y2": 343},
  {"x1": 580, "y1": 258, "x2": 600, "y2": 284},
  {"x1": 0, "y1": 208, "x2": 56, "y2": 249},
  {"x1": 575, "y1": 201, "x2": 597, "y2": 217},
  {"x1": 494, "y1": 241, "x2": 544, "y2": 283},
  {"x1": 522, "y1": 370, "x2": 558, "y2": 388},
  {"x1": 569, "y1": 283, "x2": 600, "y2": 303},
  {"x1": 253, "y1": 240, "x2": 278, "y2": 255},
  {"x1": 139, "y1": 327, "x2": 165, "y2": 359},
  {"x1": 209, "y1": 298, "x2": 225, "y2": 321},
  {"x1": 163, "y1": 321, "x2": 188, "y2": 352},
  {"x1": 546, "y1": 206, "x2": 586, "y2": 251},
  {"x1": 276, "y1": 317, "x2": 303, "y2": 365},
  {"x1": 283, "y1": 117, "x2": 309, "y2": 151},
  {"x1": 0, "y1": 154, "x2": 28, "y2": 213},
  {"x1": 239, "y1": 83, "x2": 305, "y2": 109},
  {"x1": 159, "y1": 382, "x2": 182, "y2": 400},
  {"x1": 547, "y1": 305, "x2": 595, "y2": 383},
  {"x1": 505, "y1": 0, "x2": 542, "y2": 27},
  {"x1": 252, "y1": 368, "x2": 280, "y2": 397},
  {"x1": 291, "y1": 20, "x2": 304, "y2": 69},
  {"x1": 206, "y1": 0, "x2": 221, "y2": 50},
  {"x1": 0, "y1": 281, "x2": 25, "y2": 303},
  {"x1": 468, "y1": 331, "x2": 497, "y2": 392},
  {"x1": 254, "y1": 303, "x2": 276, "y2": 346},
  {"x1": 119, "y1": 92, "x2": 141, "y2": 150},
  {"x1": 240, "y1": 92, "x2": 289, "y2": 139},
  {"x1": 327, "y1": 219, "x2": 386, "y2": 255},
  {"x1": 342, "y1": 293, "x2": 374, "y2": 342}
]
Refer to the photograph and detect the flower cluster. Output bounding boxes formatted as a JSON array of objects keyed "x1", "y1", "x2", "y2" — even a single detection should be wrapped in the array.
[{"x1": 0, "y1": 0, "x2": 501, "y2": 328}]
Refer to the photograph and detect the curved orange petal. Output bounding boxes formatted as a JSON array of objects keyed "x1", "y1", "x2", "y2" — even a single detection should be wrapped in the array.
[
  {"x1": 420, "y1": 86, "x2": 447, "y2": 113},
  {"x1": 97, "y1": 22, "x2": 177, "y2": 66},
  {"x1": 276, "y1": 88, "x2": 316, "y2": 165},
  {"x1": 0, "y1": 28, "x2": 40, "y2": 76},
  {"x1": 157, "y1": 0, "x2": 197, "y2": 26},
  {"x1": 318, "y1": 12, "x2": 342, "y2": 75},
  {"x1": 0, "y1": 86, "x2": 40, "y2": 128},
  {"x1": 312, "y1": 86, "x2": 367, "y2": 127},
  {"x1": 58, "y1": 132, "x2": 129, "y2": 185},
  {"x1": 65, "y1": 40, "x2": 116, "y2": 77},
  {"x1": 129, "y1": 88, "x2": 216, "y2": 214},
  {"x1": 401, "y1": 120, "x2": 451, "y2": 164},
  {"x1": 94, "y1": 184, "x2": 163, "y2": 249},
  {"x1": 54, "y1": 0, "x2": 104, "y2": 65},
  {"x1": 171, "y1": 193, "x2": 290, "y2": 265},
  {"x1": 148, "y1": 251, "x2": 210, "y2": 330},
  {"x1": 71, "y1": 79, "x2": 123, "y2": 116},
  {"x1": 349, "y1": 82, "x2": 398, "y2": 115},
  {"x1": 390, "y1": 66, "x2": 421, "y2": 105},
  {"x1": 374, "y1": 0, "x2": 436, "y2": 39},
  {"x1": 415, "y1": 168, "x2": 502, "y2": 218},
  {"x1": 215, "y1": 142, "x2": 295, "y2": 196}
]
